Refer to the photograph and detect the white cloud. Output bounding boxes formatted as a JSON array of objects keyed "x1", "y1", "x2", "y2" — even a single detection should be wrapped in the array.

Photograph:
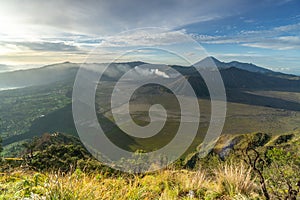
[
  {"x1": 0, "y1": 0, "x2": 240, "y2": 38},
  {"x1": 241, "y1": 36, "x2": 300, "y2": 50},
  {"x1": 269, "y1": 67, "x2": 291, "y2": 71},
  {"x1": 0, "y1": 0, "x2": 236, "y2": 64},
  {"x1": 0, "y1": 41, "x2": 80, "y2": 52},
  {"x1": 98, "y1": 29, "x2": 190, "y2": 47},
  {"x1": 242, "y1": 43, "x2": 295, "y2": 50},
  {"x1": 194, "y1": 23, "x2": 300, "y2": 50}
]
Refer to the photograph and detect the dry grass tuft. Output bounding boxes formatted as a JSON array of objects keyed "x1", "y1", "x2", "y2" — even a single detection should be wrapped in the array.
[{"x1": 214, "y1": 162, "x2": 258, "y2": 198}]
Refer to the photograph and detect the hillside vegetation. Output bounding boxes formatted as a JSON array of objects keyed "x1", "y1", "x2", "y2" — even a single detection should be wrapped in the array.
[
  {"x1": 0, "y1": 59, "x2": 299, "y2": 199},
  {"x1": 0, "y1": 131, "x2": 299, "y2": 199}
]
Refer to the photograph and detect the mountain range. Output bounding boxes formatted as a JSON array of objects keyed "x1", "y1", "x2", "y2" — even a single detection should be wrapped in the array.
[
  {"x1": 1, "y1": 57, "x2": 300, "y2": 156},
  {"x1": 0, "y1": 57, "x2": 299, "y2": 90}
]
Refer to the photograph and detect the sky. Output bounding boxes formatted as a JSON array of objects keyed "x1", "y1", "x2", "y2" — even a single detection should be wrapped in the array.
[{"x1": 0, "y1": 0, "x2": 299, "y2": 74}]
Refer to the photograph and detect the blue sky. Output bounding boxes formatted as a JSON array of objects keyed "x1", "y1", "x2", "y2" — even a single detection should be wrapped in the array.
[{"x1": 0, "y1": 0, "x2": 299, "y2": 74}]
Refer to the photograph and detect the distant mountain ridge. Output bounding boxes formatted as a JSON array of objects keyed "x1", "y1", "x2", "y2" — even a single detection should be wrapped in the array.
[
  {"x1": 1, "y1": 58, "x2": 300, "y2": 153},
  {"x1": 0, "y1": 57, "x2": 298, "y2": 90},
  {"x1": 195, "y1": 56, "x2": 290, "y2": 76}
]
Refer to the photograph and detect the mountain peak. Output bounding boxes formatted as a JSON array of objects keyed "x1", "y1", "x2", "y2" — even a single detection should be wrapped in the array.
[
  {"x1": 193, "y1": 57, "x2": 277, "y2": 74},
  {"x1": 201, "y1": 56, "x2": 222, "y2": 63},
  {"x1": 193, "y1": 56, "x2": 223, "y2": 68},
  {"x1": 226, "y1": 60, "x2": 273, "y2": 74}
]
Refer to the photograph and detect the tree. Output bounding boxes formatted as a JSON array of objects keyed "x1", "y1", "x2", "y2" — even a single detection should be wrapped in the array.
[
  {"x1": 265, "y1": 148, "x2": 300, "y2": 200},
  {"x1": 242, "y1": 145, "x2": 270, "y2": 200},
  {"x1": 242, "y1": 144, "x2": 300, "y2": 200}
]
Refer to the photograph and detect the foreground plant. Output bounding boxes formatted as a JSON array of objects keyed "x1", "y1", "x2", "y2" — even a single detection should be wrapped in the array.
[{"x1": 0, "y1": 162, "x2": 263, "y2": 200}]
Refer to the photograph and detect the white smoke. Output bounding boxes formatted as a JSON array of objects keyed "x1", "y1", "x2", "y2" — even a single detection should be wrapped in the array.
[
  {"x1": 150, "y1": 68, "x2": 170, "y2": 78},
  {"x1": 134, "y1": 66, "x2": 170, "y2": 78}
]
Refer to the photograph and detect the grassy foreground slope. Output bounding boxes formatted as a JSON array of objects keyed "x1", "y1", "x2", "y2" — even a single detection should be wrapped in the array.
[
  {"x1": 0, "y1": 165, "x2": 258, "y2": 200},
  {"x1": 0, "y1": 131, "x2": 299, "y2": 200}
]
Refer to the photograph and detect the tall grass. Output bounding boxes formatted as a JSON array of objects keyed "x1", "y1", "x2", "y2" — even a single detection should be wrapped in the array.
[
  {"x1": 214, "y1": 162, "x2": 258, "y2": 198},
  {"x1": 0, "y1": 163, "x2": 260, "y2": 200}
]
